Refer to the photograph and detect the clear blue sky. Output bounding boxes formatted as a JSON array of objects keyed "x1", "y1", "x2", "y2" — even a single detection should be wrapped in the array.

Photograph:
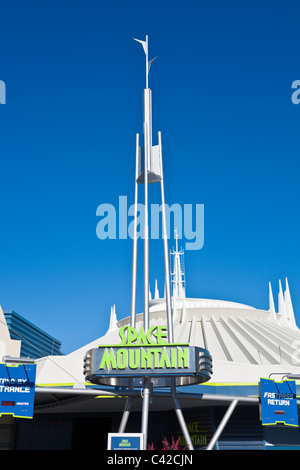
[{"x1": 0, "y1": 0, "x2": 299, "y2": 354}]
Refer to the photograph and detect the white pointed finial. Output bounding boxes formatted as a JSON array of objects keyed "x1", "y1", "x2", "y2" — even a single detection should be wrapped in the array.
[
  {"x1": 133, "y1": 35, "x2": 157, "y2": 89},
  {"x1": 284, "y1": 278, "x2": 297, "y2": 328},
  {"x1": 154, "y1": 279, "x2": 159, "y2": 299},
  {"x1": 171, "y1": 229, "x2": 185, "y2": 299},
  {"x1": 109, "y1": 304, "x2": 117, "y2": 330},
  {"x1": 268, "y1": 282, "x2": 276, "y2": 313},
  {"x1": 133, "y1": 36, "x2": 148, "y2": 55},
  {"x1": 278, "y1": 279, "x2": 287, "y2": 321},
  {"x1": 175, "y1": 228, "x2": 179, "y2": 253}
]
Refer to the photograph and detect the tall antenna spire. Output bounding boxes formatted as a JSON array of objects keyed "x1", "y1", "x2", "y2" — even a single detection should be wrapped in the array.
[
  {"x1": 133, "y1": 35, "x2": 157, "y2": 89},
  {"x1": 119, "y1": 36, "x2": 196, "y2": 452},
  {"x1": 130, "y1": 35, "x2": 173, "y2": 344},
  {"x1": 171, "y1": 229, "x2": 186, "y2": 299},
  {"x1": 109, "y1": 304, "x2": 117, "y2": 330}
]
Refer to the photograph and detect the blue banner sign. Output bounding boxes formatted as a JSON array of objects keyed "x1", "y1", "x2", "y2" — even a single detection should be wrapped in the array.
[
  {"x1": 108, "y1": 433, "x2": 143, "y2": 450},
  {"x1": 260, "y1": 378, "x2": 298, "y2": 427},
  {"x1": 0, "y1": 363, "x2": 36, "y2": 419}
]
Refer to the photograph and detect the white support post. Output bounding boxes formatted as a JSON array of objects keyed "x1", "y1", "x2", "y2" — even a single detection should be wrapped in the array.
[
  {"x1": 143, "y1": 92, "x2": 150, "y2": 333},
  {"x1": 118, "y1": 396, "x2": 132, "y2": 433},
  {"x1": 159, "y1": 131, "x2": 174, "y2": 343},
  {"x1": 141, "y1": 378, "x2": 151, "y2": 450},
  {"x1": 172, "y1": 384, "x2": 194, "y2": 450},
  {"x1": 130, "y1": 133, "x2": 139, "y2": 329},
  {"x1": 206, "y1": 399, "x2": 238, "y2": 450}
]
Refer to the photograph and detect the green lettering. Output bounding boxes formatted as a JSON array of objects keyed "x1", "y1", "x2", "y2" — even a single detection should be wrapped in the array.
[
  {"x1": 187, "y1": 421, "x2": 199, "y2": 432},
  {"x1": 119, "y1": 326, "x2": 127, "y2": 345},
  {"x1": 99, "y1": 348, "x2": 117, "y2": 371},
  {"x1": 126, "y1": 327, "x2": 137, "y2": 345},
  {"x1": 140, "y1": 348, "x2": 158, "y2": 368},
  {"x1": 177, "y1": 347, "x2": 189, "y2": 368},
  {"x1": 116, "y1": 349, "x2": 128, "y2": 369},
  {"x1": 146, "y1": 326, "x2": 157, "y2": 345},
  {"x1": 117, "y1": 325, "x2": 170, "y2": 346},
  {"x1": 136, "y1": 325, "x2": 148, "y2": 345},
  {"x1": 170, "y1": 347, "x2": 176, "y2": 367},
  {"x1": 128, "y1": 349, "x2": 139, "y2": 369},
  {"x1": 152, "y1": 348, "x2": 160, "y2": 368},
  {"x1": 119, "y1": 326, "x2": 138, "y2": 345},
  {"x1": 159, "y1": 347, "x2": 171, "y2": 368},
  {"x1": 154, "y1": 326, "x2": 168, "y2": 345}
]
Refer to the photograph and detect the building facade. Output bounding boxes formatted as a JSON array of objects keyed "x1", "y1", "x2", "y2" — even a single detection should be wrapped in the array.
[
  {"x1": 4, "y1": 310, "x2": 62, "y2": 359},
  {"x1": 11, "y1": 268, "x2": 299, "y2": 450},
  {"x1": 2, "y1": 37, "x2": 300, "y2": 451}
]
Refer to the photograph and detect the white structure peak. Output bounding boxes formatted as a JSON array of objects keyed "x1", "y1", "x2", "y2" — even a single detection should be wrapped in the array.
[
  {"x1": 109, "y1": 304, "x2": 117, "y2": 330},
  {"x1": 268, "y1": 278, "x2": 297, "y2": 330},
  {"x1": 171, "y1": 230, "x2": 186, "y2": 300}
]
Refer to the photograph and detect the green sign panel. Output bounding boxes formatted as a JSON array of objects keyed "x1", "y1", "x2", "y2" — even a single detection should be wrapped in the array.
[
  {"x1": 99, "y1": 326, "x2": 189, "y2": 372},
  {"x1": 83, "y1": 325, "x2": 212, "y2": 387}
]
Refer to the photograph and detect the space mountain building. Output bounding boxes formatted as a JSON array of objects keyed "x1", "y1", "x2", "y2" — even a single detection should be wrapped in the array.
[
  {"x1": 1, "y1": 36, "x2": 300, "y2": 450},
  {"x1": 30, "y1": 265, "x2": 300, "y2": 450}
]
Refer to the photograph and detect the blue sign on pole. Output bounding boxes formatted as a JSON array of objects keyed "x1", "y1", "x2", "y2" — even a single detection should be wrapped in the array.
[
  {"x1": 108, "y1": 433, "x2": 144, "y2": 450},
  {"x1": 0, "y1": 363, "x2": 36, "y2": 419},
  {"x1": 260, "y1": 378, "x2": 298, "y2": 427}
]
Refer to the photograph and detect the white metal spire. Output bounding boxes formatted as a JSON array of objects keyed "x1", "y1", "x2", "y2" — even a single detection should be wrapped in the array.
[
  {"x1": 268, "y1": 279, "x2": 297, "y2": 330},
  {"x1": 128, "y1": 37, "x2": 193, "y2": 449},
  {"x1": 133, "y1": 35, "x2": 157, "y2": 89},
  {"x1": 131, "y1": 35, "x2": 173, "y2": 343},
  {"x1": 268, "y1": 282, "x2": 276, "y2": 313},
  {"x1": 109, "y1": 304, "x2": 117, "y2": 330},
  {"x1": 171, "y1": 229, "x2": 186, "y2": 299},
  {"x1": 284, "y1": 277, "x2": 297, "y2": 329}
]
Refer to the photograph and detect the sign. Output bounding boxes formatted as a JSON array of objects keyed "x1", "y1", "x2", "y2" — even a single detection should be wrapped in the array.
[
  {"x1": 83, "y1": 325, "x2": 212, "y2": 387},
  {"x1": 176, "y1": 420, "x2": 209, "y2": 449},
  {"x1": 260, "y1": 378, "x2": 298, "y2": 427},
  {"x1": 173, "y1": 408, "x2": 213, "y2": 450},
  {"x1": 0, "y1": 363, "x2": 36, "y2": 419},
  {"x1": 108, "y1": 433, "x2": 143, "y2": 450}
]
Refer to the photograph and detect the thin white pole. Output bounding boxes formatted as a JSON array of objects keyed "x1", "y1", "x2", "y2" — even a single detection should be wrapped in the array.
[
  {"x1": 142, "y1": 36, "x2": 150, "y2": 447},
  {"x1": 171, "y1": 380, "x2": 194, "y2": 450},
  {"x1": 158, "y1": 131, "x2": 174, "y2": 343},
  {"x1": 145, "y1": 35, "x2": 148, "y2": 90},
  {"x1": 143, "y1": 91, "x2": 150, "y2": 333},
  {"x1": 120, "y1": 133, "x2": 140, "y2": 433},
  {"x1": 141, "y1": 378, "x2": 151, "y2": 449},
  {"x1": 206, "y1": 399, "x2": 238, "y2": 450},
  {"x1": 130, "y1": 133, "x2": 139, "y2": 329},
  {"x1": 118, "y1": 396, "x2": 132, "y2": 433},
  {"x1": 172, "y1": 393, "x2": 194, "y2": 450}
]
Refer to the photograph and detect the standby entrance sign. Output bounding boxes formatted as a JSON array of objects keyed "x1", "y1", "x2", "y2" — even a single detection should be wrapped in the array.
[
  {"x1": 260, "y1": 378, "x2": 298, "y2": 427},
  {"x1": 0, "y1": 363, "x2": 36, "y2": 419}
]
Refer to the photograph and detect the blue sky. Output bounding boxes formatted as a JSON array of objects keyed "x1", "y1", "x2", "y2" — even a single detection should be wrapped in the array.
[{"x1": 0, "y1": 0, "x2": 299, "y2": 354}]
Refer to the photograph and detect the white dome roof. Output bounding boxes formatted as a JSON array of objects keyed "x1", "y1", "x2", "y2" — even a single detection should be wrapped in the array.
[{"x1": 35, "y1": 280, "x2": 300, "y2": 388}]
